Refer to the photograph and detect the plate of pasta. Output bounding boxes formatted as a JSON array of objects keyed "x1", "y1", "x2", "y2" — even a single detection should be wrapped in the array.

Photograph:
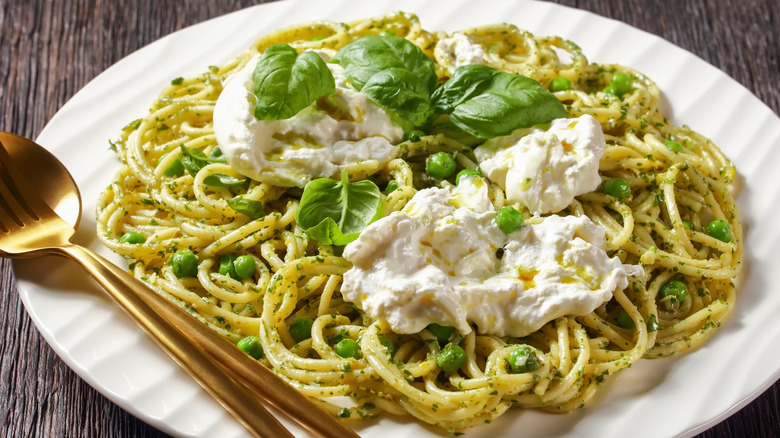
[{"x1": 14, "y1": 0, "x2": 780, "y2": 437}]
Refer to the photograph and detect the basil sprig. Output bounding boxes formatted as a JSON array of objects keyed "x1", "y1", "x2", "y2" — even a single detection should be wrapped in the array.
[
  {"x1": 295, "y1": 170, "x2": 382, "y2": 246},
  {"x1": 252, "y1": 43, "x2": 335, "y2": 120},
  {"x1": 432, "y1": 64, "x2": 568, "y2": 139},
  {"x1": 332, "y1": 34, "x2": 438, "y2": 127},
  {"x1": 249, "y1": 38, "x2": 567, "y2": 139}
]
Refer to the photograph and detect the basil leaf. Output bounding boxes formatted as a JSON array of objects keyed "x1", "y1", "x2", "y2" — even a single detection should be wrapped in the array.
[
  {"x1": 333, "y1": 35, "x2": 437, "y2": 91},
  {"x1": 203, "y1": 174, "x2": 247, "y2": 188},
  {"x1": 227, "y1": 197, "x2": 265, "y2": 220},
  {"x1": 432, "y1": 64, "x2": 568, "y2": 139},
  {"x1": 252, "y1": 44, "x2": 335, "y2": 120},
  {"x1": 180, "y1": 145, "x2": 209, "y2": 162},
  {"x1": 332, "y1": 35, "x2": 437, "y2": 126},
  {"x1": 180, "y1": 146, "x2": 208, "y2": 175},
  {"x1": 179, "y1": 145, "x2": 229, "y2": 176},
  {"x1": 208, "y1": 146, "x2": 228, "y2": 163},
  {"x1": 361, "y1": 67, "x2": 433, "y2": 127},
  {"x1": 431, "y1": 64, "x2": 494, "y2": 113},
  {"x1": 295, "y1": 170, "x2": 382, "y2": 246},
  {"x1": 163, "y1": 157, "x2": 184, "y2": 177}
]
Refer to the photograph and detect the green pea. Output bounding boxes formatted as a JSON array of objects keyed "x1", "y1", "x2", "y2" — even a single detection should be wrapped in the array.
[
  {"x1": 658, "y1": 280, "x2": 689, "y2": 310},
  {"x1": 664, "y1": 140, "x2": 683, "y2": 153},
  {"x1": 549, "y1": 77, "x2": 571, "y2": 92},
  {"x1": 334, "y1": 338, "x2": 361, "y2": 359},
  {"x1": 169, "y1": 250, "x2": 198, "y2": 278},
  {"x1": 602, "y1": 86, "x2": 616, "y2": 95},
  {"x1": 601, "y1": 178, "x2": 631, "y2": 200},
  {"x1": 119, "y1": 231, "x2": 146, "y2": 244},
  {"x1": 646, "y1": 314, "x2": 662, "y2": 332},
  {"x1": 385, "y1": 180, "x2": 399, "y2": 195},
  {"x1": 427, "y1": 323, "x2": 456, "y2": 343},
  {"x1": 706, "y1": 219, "x2": 732, "y2": 243},
  {"x1": 508, "y1": 346, "x2": 540, "y2": 373},
  {"x1": 233, "y1": 255, "x2": 255, "y2": 280},
  {"x1": 495, "y1": 206, "x2": 524, "y2": 234},
  {"x1": 455, "y1": 168, "x2": 480, "y2": 185},
  {"x1": 379, "y1": 336, "x2": 397, "y2": 358},
  {"x1": 404, "y1": 129, "x2": 426, "y2": 142},
  {"x1": 610, "y1": 72, "x2": 632, "y2": 96},
  {"x1": 237, "y1": 336, "x2": 264, "y2": 360},
  {"x1": 218, "y1": 254, "x2": 238, "y2": 278},
  {"x1": 682, "y1": 220, "x2": 694, "y2": 230},
  {"x1": 616, "y1": 309, "x2": 636, "y2": 329},
  {"x1": 163, "y1": 157, "x2": 184, "y2": 177},
  {"x1": 437, "y1": 343, "x2": 466, "y2": 372},
  {"x1": 289, "y1": 316, "x2": 314, "y2": 343},
  {"x1": 426, "y1": 152, "x2": 457, "y2": 179}
]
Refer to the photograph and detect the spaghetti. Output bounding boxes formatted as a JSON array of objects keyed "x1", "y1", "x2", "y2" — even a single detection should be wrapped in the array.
[{"x1": 97, "y1": 12, "x2": 742, "y2": 432}]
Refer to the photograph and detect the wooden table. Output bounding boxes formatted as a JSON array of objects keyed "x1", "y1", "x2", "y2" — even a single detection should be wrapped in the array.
[{"x1": 1, "y1": 0, "x2": 778, "y2": 436}]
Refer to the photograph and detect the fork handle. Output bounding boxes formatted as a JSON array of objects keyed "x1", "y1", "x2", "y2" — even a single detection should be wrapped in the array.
[
  {"x1": 54, "y1": 243, "x2": 295, "y2": 438},
  {"x1": 57, "y1": 243, "x2": 360, "y2": 438}
]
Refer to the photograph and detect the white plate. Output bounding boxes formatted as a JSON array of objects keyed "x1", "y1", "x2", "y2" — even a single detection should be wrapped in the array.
[{"x1": 15, "y1": 0, "x2": 780, "y2": 437}]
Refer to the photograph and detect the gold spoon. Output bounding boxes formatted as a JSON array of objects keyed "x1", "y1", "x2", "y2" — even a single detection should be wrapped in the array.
[{"x1": 0, "y1": 132, "x2": 360, "y2": 438}]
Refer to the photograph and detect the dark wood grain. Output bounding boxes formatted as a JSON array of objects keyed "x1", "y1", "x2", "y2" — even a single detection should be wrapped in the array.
[{"x1": 1, "y1": 0, "x2": 777, "y2": 437}]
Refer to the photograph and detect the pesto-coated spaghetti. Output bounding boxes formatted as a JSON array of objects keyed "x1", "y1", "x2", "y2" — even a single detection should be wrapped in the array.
[{"x1": 97, "y1": 12, "x2": 742, "y2": 433}]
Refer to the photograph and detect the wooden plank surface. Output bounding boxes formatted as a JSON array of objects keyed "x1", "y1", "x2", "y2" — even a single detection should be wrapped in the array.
[{"x1": 1, "y1": 0, "x2": 778, "y2": 436}]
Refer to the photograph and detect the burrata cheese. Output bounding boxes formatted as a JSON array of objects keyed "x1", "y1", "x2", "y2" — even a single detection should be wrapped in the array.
[
  {"x1": 434, "y1": 32, "x2": 487, "y2": 75},
  {"x1": 340, "y1": 175, "x2": 643, "y2": 337},
  {"x1": 474, "y1": 115, "x2": 605, "y2": 215},
  {"x1": 213, "y1": 51, "x2": 404, "y2": 187}
]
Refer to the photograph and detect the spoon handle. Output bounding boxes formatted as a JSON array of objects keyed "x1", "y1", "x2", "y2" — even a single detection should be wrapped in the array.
[
  {"x1": 56, "y1": 243, "x2": 294, "y2": 438},
  {"x1": 57, "y1": 243, "x2": 359, "y2": 438}
]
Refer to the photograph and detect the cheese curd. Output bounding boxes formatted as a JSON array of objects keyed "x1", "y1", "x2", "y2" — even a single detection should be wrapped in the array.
[
  {"x1": 213, "y1": 51, "x2": 404, "y2": 187},
  {"x1": 434, "y1": 32, "x2": 486, "y2": 75},
  {"x1": 341, "y1": 176, "x2": 643, "y2": 338},
  {"x1": 474, "y1": 115, "x2": 605, "y2": 215}
]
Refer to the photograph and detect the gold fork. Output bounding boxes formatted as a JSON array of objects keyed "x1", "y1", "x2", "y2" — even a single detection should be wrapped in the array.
[{"x1": 0, "y1": 137, "x2": 306, "y2": 437}]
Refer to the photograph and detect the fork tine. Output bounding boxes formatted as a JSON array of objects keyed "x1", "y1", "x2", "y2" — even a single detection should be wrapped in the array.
[
  {"x1": 0, "y1": 138, "x2": 65, "y2": 244},
  {"x1": 0, "y1": 140, "x2": 39, "y2": 232}
]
